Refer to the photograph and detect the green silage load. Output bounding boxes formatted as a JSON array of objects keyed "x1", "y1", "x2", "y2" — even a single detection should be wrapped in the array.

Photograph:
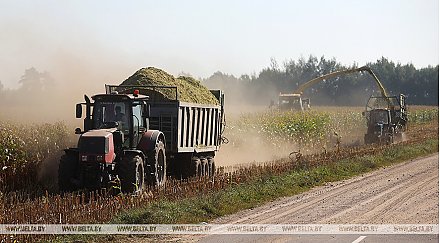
[{"x1": 120, "y1": 67, "x2": 219, "y2": 105}]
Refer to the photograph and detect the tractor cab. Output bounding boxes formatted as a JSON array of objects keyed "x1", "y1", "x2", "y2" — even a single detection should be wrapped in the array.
[
  {"x1": 279, "y1": 93, "x2": 303, "y2": 111},
  {"x1": 364, "y1": 108, "x2": 393, "y2": 144},
  {"x1": 76, "y1": 91, "x2": 150, "y2": 149},
  {"x1": 363, "y1": 95, "x2": 408, "y2": 145},
  {"x1": 368, "y1": 109, "x2": 391, "y2": 125}
]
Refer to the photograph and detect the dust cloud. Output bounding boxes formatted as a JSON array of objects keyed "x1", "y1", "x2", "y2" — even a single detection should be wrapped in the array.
[
  {"x1": 215, "y1": 131, "x2": 298, "y2": 167},
  {"x1": 37, "y1": 150, "x2": 65, "y2": 192},
  {"x1": 0, "y1": 19, "x2": 145, "y2": 190},
  {"x1": 212, "y1": 85, "x2": 367, "y2": 167},
  {"x1": 0, "y1": 50, "x2": 138, "y2": 124}
]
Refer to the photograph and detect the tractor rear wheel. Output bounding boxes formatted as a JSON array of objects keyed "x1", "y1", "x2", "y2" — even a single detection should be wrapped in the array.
[
  {"x1": 118, "y1": 154, "x2": 144, "y2": 194},
  {"x1": 146, "y1": 140, "x2": 167, "y2": 186},
  {"x1": 58, "y1": 153, "x2": 79, "y2": 192}
]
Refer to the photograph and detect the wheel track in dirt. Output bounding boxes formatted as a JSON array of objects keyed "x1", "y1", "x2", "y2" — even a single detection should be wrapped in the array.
[{"x1": 322, "y1": 168, "x2": 438, "y2": 224}]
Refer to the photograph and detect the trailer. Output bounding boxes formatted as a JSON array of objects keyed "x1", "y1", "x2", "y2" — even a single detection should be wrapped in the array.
[
  {"x1": 107, "y1": 85, "x2": 225, "y2": 177},
  {"x1": 107, "y1": 85, "x2": 224, "y2": 177}
]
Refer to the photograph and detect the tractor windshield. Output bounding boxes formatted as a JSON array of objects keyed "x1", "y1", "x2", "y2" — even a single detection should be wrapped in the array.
[
  {"x1": 279, "y1": 96, "x2": 302, "y2": 110},
  {"x1": 93, "y1": 101, "x2": 130, "y2": 134},
  {"x1": 370, "y1": 110, "x2": 389, "y2": 124}
]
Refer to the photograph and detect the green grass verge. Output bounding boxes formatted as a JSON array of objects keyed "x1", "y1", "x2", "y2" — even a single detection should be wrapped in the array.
[{"x1": 113, "y1": 138, "x2": 438, "y2": 224}]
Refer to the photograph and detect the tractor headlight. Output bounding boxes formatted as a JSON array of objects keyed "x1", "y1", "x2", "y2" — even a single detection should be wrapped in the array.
[
  {"x1": 81, "y1": 155, "x2": 88, "y2": 162},
  {"x1": 96, "y1": 155, "x2": 104, "y2": 162}
]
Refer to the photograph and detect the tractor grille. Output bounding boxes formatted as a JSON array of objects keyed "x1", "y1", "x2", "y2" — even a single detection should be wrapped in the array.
[
  {"x1": 79, "y1": 137, "x2": 108, "y2": 154},
  {"x1": 86, "y1": 155, "x2": 97, "y2": 163}
]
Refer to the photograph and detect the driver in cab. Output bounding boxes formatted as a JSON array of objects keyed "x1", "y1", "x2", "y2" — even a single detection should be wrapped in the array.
[{"x1": 115, "y1": 106, "x2": 127, "y2": 123}]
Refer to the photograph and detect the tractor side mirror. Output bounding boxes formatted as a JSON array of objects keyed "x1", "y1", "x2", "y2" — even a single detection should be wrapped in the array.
[{"x1": 76, "y1": 104, "x2": 83, "y2": 118}]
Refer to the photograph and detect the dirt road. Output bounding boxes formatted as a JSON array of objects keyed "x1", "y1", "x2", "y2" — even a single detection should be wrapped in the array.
[{"x1": 187, "y1": 153, "x2": 438, "y2": 243}]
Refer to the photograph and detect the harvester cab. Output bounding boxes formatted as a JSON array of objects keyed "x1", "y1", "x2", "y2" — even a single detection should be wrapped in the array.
[{"x1": 60, "y1": 89, "x2": 167, "y2": 194}]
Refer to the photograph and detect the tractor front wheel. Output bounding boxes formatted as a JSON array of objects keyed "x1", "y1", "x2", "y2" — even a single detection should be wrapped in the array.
[
  {"x1": 146, "y1": 140, "x2": 167, "y2": 186},
  {"x1": 58, "y1": 153, "x2": 79, "y2": 192},
  {"x1": 118, "y1": 154, "x2": 145, "y2": 194}
]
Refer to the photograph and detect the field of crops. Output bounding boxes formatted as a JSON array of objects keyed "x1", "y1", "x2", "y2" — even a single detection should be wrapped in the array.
[
  {"x1": 225, "y1": 105, "x2": 437, "y2": 149},
  {"x1": 0, "y1": 106, "x2": 437, "y2": 193},
  {"x1": 407, "y1": 106, "x2": 439, "y2": 124},
  {"x1": 0, "y1": 121, "x2": 72, "y2": 194},
  {"x1": 0, "y1": 106, "x2": 437, "y2": 242}
]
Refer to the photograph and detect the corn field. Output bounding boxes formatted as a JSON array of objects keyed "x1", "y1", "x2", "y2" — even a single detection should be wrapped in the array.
[
  {"x1": 407, "y1": 107, "x2": 439, "y2": 124},
  {"x1": 224, "y1": 108, "x2": 366, "y2": 158},
  {"x1": 0, "y1": 121, "x2": 73, "y2": 194}
]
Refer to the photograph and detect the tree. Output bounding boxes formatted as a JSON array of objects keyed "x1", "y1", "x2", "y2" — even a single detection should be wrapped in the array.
[{"x1": 19, "y1": 67, "x2": 54, "y2": 92}]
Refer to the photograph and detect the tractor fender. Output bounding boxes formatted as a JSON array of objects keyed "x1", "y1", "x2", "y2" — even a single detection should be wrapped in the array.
[
  {"x1": 122, "y1": 149, "x2": 146, "y2": 161},
  {"x1": 64, "y1": 148, "x2": 79, "y2": 157},
  {"x1": 137, "y1": 130, "x2": 166, "y2": 153}
]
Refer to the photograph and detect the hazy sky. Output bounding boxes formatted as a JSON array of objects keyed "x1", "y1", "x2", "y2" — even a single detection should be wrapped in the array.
[{"x1": 0, "y1": 0, "x2": 438, "y2": 89}]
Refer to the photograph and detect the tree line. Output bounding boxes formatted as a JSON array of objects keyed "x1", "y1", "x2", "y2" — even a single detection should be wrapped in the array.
[
  {"x1": 203, "y1": 56, "x2": 439, "y2": 106},
  {"x1": 0, "y1": 57, "x2": 438, "y2": 107}
]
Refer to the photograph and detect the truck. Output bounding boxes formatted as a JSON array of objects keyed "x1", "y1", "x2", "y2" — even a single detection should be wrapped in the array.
[{"x1": 59, "y1": 85, "x2": 225, "y2": 193}]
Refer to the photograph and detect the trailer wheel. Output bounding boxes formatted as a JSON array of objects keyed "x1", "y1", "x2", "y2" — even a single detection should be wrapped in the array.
[
  {"x1": 119, "y1": 154, "x2": 144, "y2": 194},
  {"x1": 58, "y1": 154, "x2": 78, "y2": 192},
  {"x1": 200, "y1": 158, "x2": 208, "y2": 176},
  {"x1": 190, "y1": 157, "x2": 201, "y2": 177},
  {"x1": 197, "y1": 162, "x2": 203, "y2": 177},
  {"x1": 147, "y1": 140, "x2": 167, "y2": 187},
  {"x1": 207, "y1": 157, "x2": 215, "y2": 177}
]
